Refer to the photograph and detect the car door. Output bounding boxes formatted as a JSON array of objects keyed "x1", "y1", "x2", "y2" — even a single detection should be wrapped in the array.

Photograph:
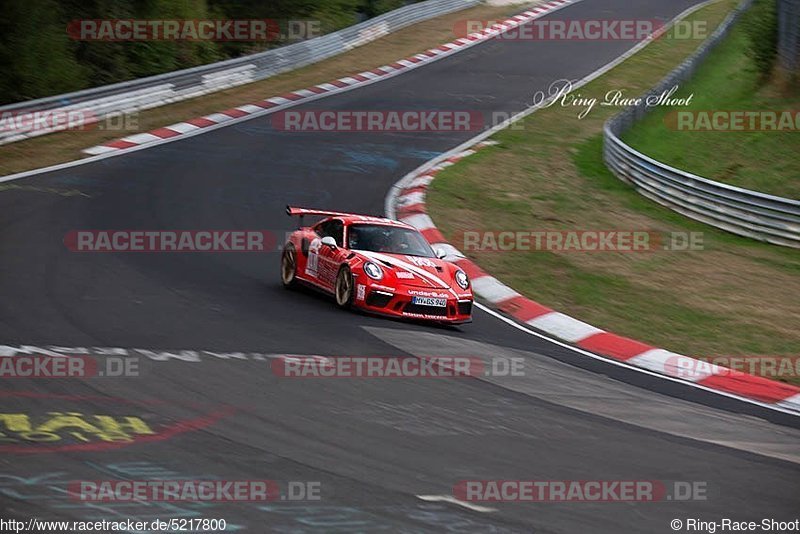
[{"x1": 307, "y1": 219, "x2": 346, "y2": 291}]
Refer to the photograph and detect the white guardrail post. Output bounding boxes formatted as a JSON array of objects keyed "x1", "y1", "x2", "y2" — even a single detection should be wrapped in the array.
[{"x1": 602, "y1": 0, "x2": 800, "y2": 248}]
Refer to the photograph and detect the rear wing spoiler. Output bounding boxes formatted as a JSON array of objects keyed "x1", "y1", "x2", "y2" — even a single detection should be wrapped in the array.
[
  {"x1": 286, "y1": 205, "x2": 355, "y2": 229},
  {"x1": 286, "y1": 205, "x2": 399, "y2": 229},
  {"x1": 286, "y1": 206, "x2": 354, "y2": 219}
]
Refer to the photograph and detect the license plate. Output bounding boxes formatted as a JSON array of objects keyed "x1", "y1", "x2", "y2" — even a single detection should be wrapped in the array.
[{"x1": 412, "y1": 296, "x2": 447, "y2": 307}]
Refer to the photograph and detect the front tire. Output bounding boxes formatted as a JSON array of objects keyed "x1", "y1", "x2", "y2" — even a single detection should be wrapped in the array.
[
  {"x1": 281, "y1": 243, "x2": 298, "y2": 289},
  {"x1": 334, "y1": 266, "x2": 354, "y2": 309}
]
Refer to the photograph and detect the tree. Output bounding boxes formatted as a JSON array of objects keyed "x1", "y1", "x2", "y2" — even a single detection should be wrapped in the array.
[{"x1": 0, "y1": 0, "x2": 87, "y2": 103}]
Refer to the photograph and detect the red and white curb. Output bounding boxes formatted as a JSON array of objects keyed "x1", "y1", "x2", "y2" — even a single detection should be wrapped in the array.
[
  {"x1": 390, "y1": 141, "x2": 800, "y2": 415},
  {"x1": 83, "y1": 0, "x2": 575, "y2": 156}
]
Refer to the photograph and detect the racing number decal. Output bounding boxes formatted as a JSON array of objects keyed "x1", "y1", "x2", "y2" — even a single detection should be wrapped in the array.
[
  {"x1": 304, "y1": 237, "x2": 337, "y2": 287},
  {"x1": 305, "y1": 238, "x2": 321, "y2": 278},
  {"x1": 406, "y1": 256, "x2": 436, "y2": 268}
]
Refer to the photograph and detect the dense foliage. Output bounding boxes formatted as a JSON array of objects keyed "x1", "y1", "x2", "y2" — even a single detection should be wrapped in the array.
[
  {"x1": 741, "y1": 0, "x2": 778, "y2": 79},
  {"x1": 0, "y1": 0, "x2": 413, "y2": 104}
]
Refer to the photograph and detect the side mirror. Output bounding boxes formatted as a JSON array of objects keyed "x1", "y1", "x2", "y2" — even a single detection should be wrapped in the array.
[
  {"x1": 321, "y1": 236, "x2": 337, "y2": 248},
  {"x1": 434, "y1": 246, "x2": 447, "y2": 259}
]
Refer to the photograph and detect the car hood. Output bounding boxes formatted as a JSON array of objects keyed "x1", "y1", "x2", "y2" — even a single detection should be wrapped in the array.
[{"x1": 354, "y1": 250, "x2": 454, "y2": 289}]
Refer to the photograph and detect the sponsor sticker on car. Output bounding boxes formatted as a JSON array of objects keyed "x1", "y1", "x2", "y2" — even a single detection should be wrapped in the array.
[{"x1": 412, "y1": 296, "x2": 447, "y2": 307}]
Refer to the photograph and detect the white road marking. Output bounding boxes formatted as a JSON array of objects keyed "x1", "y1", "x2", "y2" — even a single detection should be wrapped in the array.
[
  {"x1": 416, "y1": 494, "x2": 497, "y2": 513},
  {"x1": 474, "y1": 302, "x2": 800, "y2": 417},
  {"x1": 470, "y1": 276, "x2": 520, "y2": 304},
  {"x1": 524, "y1": 311, "x2": 604, "y2": 343}
]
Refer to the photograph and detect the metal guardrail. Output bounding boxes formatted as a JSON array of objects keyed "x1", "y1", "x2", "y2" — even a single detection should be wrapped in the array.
[
  {"x1": 0, "y1": 0, "x2": 478, "y2": 145},
  {"x1": 603, "y1": 0, "x2": 800, "y2": 248}
]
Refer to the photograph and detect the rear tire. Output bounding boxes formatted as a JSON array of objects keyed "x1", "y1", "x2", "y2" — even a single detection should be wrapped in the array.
[
  {"x1": 281, "y1": 244, "x2": 298, "y2": 289},
  {"x1": 334, "y1": 266, "x2": 354, "y2": 309}
]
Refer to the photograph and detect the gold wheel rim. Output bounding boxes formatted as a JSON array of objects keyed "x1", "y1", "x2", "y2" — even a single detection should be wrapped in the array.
[
  {"x1": 336, "y1": 270, "x2": 352, "y2": 305},
  {"x1": 281, "y1": 248, "x2": 295, "y2": 284}
]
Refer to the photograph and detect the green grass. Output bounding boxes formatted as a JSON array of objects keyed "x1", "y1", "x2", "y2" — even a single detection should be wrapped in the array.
[
  {"x1": 574, "y1": 133, "x2": 800, "y2": 275},
  {"x1": 622, "y1": 22, "x2": 800, "y2": 199},
  {"x1": 427, "y1": 0, "x2": 800, "y2": 383}
]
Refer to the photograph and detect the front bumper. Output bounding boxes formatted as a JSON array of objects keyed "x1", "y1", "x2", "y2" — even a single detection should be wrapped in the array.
[{"x1": 355, "y1": 282, "x2": 473, "y2": 324}]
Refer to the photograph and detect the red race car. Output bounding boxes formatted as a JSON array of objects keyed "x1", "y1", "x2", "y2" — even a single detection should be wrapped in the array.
[{"x1": 281, "y1": 206, "x2": 473, "y2": 324}]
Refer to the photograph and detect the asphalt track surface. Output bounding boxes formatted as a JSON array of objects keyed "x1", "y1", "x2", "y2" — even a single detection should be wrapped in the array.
[{"x1": 1, "y1": 0, "x2": 798, "y2": 532}]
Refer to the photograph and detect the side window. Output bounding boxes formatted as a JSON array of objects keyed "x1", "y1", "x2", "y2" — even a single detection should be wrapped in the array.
[
  {"x1": 315, "y1": 220, "x2": 344, "y2": 247},
  {"x1": 330, "y1": 220, "x2": 344, "y2": 247},
  {"x1": 314, "y1": 221, "x2": 331, "y2": 238}
]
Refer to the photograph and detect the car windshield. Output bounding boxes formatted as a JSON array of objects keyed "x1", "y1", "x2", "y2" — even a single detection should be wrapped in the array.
[{"x1": 347, "y1": 224, "x2": 435, "y2": 257}]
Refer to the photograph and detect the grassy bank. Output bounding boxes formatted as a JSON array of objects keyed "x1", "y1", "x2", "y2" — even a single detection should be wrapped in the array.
[
  {"x1": 622, "y1": 13, "x2": 800, "y2": 199},
  {"x1": 426, "y1": 0, "x2": 800, "y2": 384}
]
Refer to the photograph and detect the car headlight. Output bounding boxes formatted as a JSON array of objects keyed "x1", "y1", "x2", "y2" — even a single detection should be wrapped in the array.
[
  {"x1": 455, "y1": 270, "x2": 469, "y2": 289},
  {"x1": 364, "y1": 261, "x2": 383, "y2": 280}
]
